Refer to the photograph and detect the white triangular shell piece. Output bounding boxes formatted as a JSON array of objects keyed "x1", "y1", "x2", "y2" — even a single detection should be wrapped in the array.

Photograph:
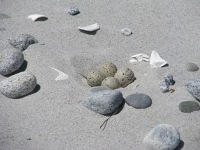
[
  {"x1": 27, "y1": 14, "x2": 48, "y2": 21},
  {"x1": 50, "y1": 67, "x2": 68, "y2": 81},
  {"x1": 150, "y1": 51, "x2": 168, "y2": 68},
  {"x1": 78, "y1": 23, "x2": 100, "y2": 32},
  {"x1": 130, "y1": 53, "x2": 150, "y2": 62}
]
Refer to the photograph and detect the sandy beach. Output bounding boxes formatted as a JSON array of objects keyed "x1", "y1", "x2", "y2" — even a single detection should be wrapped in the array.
[{"x1": 1, "y1": 0, "x2": 200, "y2": 149}]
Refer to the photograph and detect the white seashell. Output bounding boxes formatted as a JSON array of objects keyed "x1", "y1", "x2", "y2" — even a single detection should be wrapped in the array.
[
  {"x1": 78, "y1": 23, "x2": 100, "y2": 32},
  {"x1": 50, "y1": 67, "x2": 68, "y2": 81},
  {"x1": 121, "y1": 28, "x2": 132, "y2": 36},
  {"x1": 130, "y1": 53, "x2": 150, "y2": 63},
  {"x1": 27, "y1": 14, "x2": 48, "y2": 21},
  {"x1": 150, "y1": 51, "x2": 168, "y2": 68}
]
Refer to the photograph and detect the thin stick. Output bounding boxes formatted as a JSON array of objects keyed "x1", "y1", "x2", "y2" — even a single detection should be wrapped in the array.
[{"x1": 100, "y1": 110, "x2": 118, "y2": 130}]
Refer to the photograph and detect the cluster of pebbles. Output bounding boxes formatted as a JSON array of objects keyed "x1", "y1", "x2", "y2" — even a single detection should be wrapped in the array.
[
  {"x1": 84, "y1": 62, "x2": 135, "y2": 89},
  {"x1": 0, "y1": 34, "x2": 38, "y2": 98}
]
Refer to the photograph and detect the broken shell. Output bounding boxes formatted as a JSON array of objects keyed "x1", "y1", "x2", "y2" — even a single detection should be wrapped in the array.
[
  {"x1": 130, "y1": 53, "x2": 150, "y2": 63},
  {"x1": 101, "y1": 77, "x2": 120, "y2": 89},
  {"x1": 50, "y1": 67, "x2": 68, "y2": 81},
  {"x1": 86, "y1": 71, "x2": 105, "y2": 87},
  {"x1": 98, "y1": 62, "x2": 117, "y2": 77},
  {"x1": 150, "y1": 51, "x2": 168, "y2": 68},
  {"x1": 121, "y1": 28, "x2": 132, "y2": 36},
  {"x1": 78, "y1": 23, "x2": 100, "y2": 32},
  {"x1": 114, "y1": 68, "x2": 135, "y2": 88},
  {"x1": 27, "y1": 14, "x2": 48, "y2": 21}
]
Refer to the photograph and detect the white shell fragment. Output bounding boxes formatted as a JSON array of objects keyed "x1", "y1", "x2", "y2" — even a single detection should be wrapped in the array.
[
  {"x1": 50, "y1": 67, "x2": 68, "y2": 81},
  {"x1": 150, "y1": 51, "x2": 168, "y2": 68},
  {"x1": 78, "y1": 23, "x2": 100, "y2": 32},
  {"x1": 129, "y1": 53, "x2": 150, "y2": 63},
  {"x1": 27, "y1": 14, "x2": 48, "y2": 21},
  {"x1": 121, "y1": 28, "x2": 132, "y2": 36}
]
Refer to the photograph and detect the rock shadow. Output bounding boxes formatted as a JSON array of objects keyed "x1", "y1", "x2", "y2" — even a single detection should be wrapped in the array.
[
  {"x1": 175, "y1": 140, "x2": 184, "y2": 150},
  {"x1": 79, "y1": 30, "x2": 98, "y2": 35}
]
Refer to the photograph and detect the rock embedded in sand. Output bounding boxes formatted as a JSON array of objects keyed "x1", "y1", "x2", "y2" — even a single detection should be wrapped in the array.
[
  {"x1": 185, "y1": 62, "x2": 199, "y2": 72},
  {"x1": 0, "y1": 72, "x2": 37, "y2": 98},
  {"x1": 86, "y1": 71, "x2": 105, "y2": 87},
  {"x1": 125, "y1": 93, "x2": 152, "y2": 109},
  {"x1": 83, "y1": 90, "x2": 125, "y2": 115},
  {"x1": 9, "y1": 34, "x2": 38, "y2": 51},
  {"x1": 98, "y1": 62, "x2": 117, "y2": 77},
  {"x1": 143, "y1": 124, "x2": 180, "y2": 150},
  {"x1": 120, "y1": 28, "x2": 132, "y2": 36},
  {"x1": 186, "y1": 79, "x2": 200, "y2": 101},
  {"x1": 160, "y1": 74, "x2": 175, "y2": 93},
  {"x1": 0, "y1": 48, "x2": 24, "y2": 76},
  {"x1": 68, "y1": 6, "x2": 80, "y2": 15},
  {"x1": 114, "y1": 68, "x2": 135, "y2": 88},
  {"x1": 90, "y1": 86, "x2": 111, "y2": 93},
  {"x1": 179, "y1": 101, "x2": 200, "y2": 113},
  {"x1": 101, "y1": 77, "x2": 120, "y2": 89}
]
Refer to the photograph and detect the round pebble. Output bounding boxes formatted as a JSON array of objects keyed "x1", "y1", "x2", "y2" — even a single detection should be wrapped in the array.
[
  {"x1": 120, "y1": 28, "x2": 132, "y2": 36},
  {"x1": 0, "y1": 48, "x2": 24, "y2": 76},
  {"x1": 125, "y1": 93, "x2": 152, "y2": 109},
  {"x1": 101, "y1": 77, "x2": 120, "y2": 89},
  {"x1": 143, "y1": 124, "x2": 180, "y2": 150},
  {"x1": 68, "y1": 6, "x2": 80, "y2": 15},
  {"x1": 185, "y1": 62, "x2": 199, "y2": 72},
  {"x1": 179, "y1": 101, "x2": 200, "y2": 113},
  {"x1": 0, "y1": 72, "x2": 37, "y2": 98}
]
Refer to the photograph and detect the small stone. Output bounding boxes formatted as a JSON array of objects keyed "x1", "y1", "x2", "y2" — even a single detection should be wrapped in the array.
[
  {"x1": 101, "y1": 77, "x2": 120, "y2": 89},
  {"x1": 125, "y1": 93, "x2": 152, "y2": 109},
  {"x1": 90, "y1": 86, "x2": 111, "y2": 93},
  {"x1": 68, "y1": 6, "x2": 80, "y2": 15},
  {"x1": 143, "y1": 124, "x2": 180, "y2": 150},
  {"x1": 185, "y1": 62, "x2": 199, "y2": 72},
  {"x1": 0, "y1": 13, "x2": 10, "y2": 19},
  {"x1": 120, "y1": 28, "x2": 132, "y2": 36},
  {"x1": 9, "y1": 34, "x2": 38, "y2": 51},
  {"x1": 83, "y1": 90, "x2": 125, "y2": 115},
  {"x1": 0, "y1": 27, "x2": 6, "y2": 31},
  {"x1": 179, "y1": 101, "x2": 200, "y2": 113},
  {"x1": 186, "y1": 79, "x2": 200, "y2": 101},
  {"x1": 0, "y1": 72, "x2": 37, "y2": 98},
  {"x1": 114, "y1": 68, "x2": 135, "y2": 88},
  {"x1": 160, "y1": 74, "x2": 175, "y2": 93},
  {"x1": 0, "y1": 48, "x2": 24, "y2": 76}
]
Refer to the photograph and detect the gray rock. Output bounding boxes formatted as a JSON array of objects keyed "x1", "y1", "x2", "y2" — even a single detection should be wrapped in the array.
[
  {"x1": 121, "y1": 28, "x2": 132, "y2": 36},
  {"x1": 9, "y1": 34, "x2": 38, "y2": 51},
  {"x1": 0, "y1": 72, "x2": 37, "y2": 98},
  {"x1": 68, "y1": 6, "x2": 80, "y2": 15},
  {"x1": 0, "y1": 48, "x2": 24, "y2": 76},
  {"x1": 185, "y1": 62, "x2": 199, "y2": 72},
  {"x1": 83, "y1": 90, "x2": 125, "y2": 115},
  {"x1": 143, "y1": 124, "x2": 180, "y2": 150},
  {"x1": 186, "y1": 79, "x2": 200, "y2": 101},
  {"x1": 160, "y1": 74, "x2": 175, "y2": 93},
  {"x1": 0, "y1": 27, "x2": 6, "y2": 31},
  {"x1": 90, "y1": 86, "x2": 111, "y2": 93},
  {"x1": 0, "y1": 13, "x2": 10, "y2": 19},
  {"x1": 125, "y1": 93, "x2": 152, "y2": 109},
  {"x1": 179, "y1": 101, "x2": 200, "y2": 113}
]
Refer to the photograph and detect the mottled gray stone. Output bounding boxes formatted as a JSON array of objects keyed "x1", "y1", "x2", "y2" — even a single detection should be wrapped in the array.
[
  {"x1": 185, "y1": 62, "x2": 199, "y2": 72},
  {"x1": 83, "y1": 90, "x2": 125, "y2": 115},
  {"x1": 186, "y1": 79, "x2": 200, "y2": 101},
  {"x1": 144, "y1": 124, "x2": 180, "y2": 150},
  {"x1": 90, "y1": 86, "x2": 111, "y2": 93},
  {"x1": 68, "y1": 6, "x2": 80, "y2": 15},
  {"x1": 0, "y1": 48, "x2": 24, "y2": 75},
  {"x1": 0, "y1": 27, "x2": 6, "y2": 31},
  {"x1": 0, "y1": 72, "x2": 37, "y2": 98},
  {"x1": 179, "y1": 101, "x2": 200, "y2": 113},
  {"x1": 160, "y1": 74, "x2": 175, "y2": 93},
  {"x1": 125, "y1": 93, "x2": 152, "y2": 109},
  {"x1": 121, "y1": 28, "x2": 132, "y2": 36},
  {"x1": 9, "y1": 34, "x2": 38, "y2": 51}
]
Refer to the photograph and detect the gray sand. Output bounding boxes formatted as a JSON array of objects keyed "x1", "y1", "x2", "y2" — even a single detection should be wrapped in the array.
[{"x1": 0, "y1": 0, "x2": 200, "y2": 149}]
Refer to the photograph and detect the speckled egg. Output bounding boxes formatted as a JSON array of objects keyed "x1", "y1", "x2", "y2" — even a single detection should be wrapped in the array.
[
  {"x1": 114, "y1": 68, "x2": 135, "y2": 88},
  {"x1": 86, "y1": 71, "x2": 106, "y2": 87},
  {"x1": 101, "y1": 77, "x2": 120, "y2": 89},
  {"x1": 98, "y1": 62, "x2": 117, "y2": 77}
]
